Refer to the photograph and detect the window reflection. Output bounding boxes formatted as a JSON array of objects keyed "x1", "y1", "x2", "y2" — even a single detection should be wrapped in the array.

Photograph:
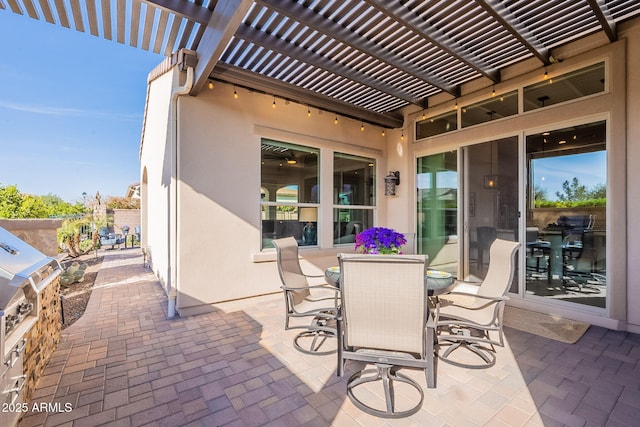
[
  {"x1": 333, "y1": 153, "x2": 375, "y2": 245},
  {"x1": 525, "y1": 121, "x2": 607, "y2": 308},
  {"x1": 524, "y1": 62, "x2": 605, "y2": 111},
  {"x1": 261, "y1": 140, "x2": 319, "y2": 248}
]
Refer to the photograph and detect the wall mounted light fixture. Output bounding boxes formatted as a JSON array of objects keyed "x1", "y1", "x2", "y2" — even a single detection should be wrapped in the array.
[{"x1": 384, "y1": 171, "x2": 400, "y2": 196}]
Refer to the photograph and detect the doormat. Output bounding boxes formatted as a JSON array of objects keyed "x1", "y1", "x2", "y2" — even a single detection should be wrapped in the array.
[{"x1": 504, "y1": 306, "x2": 590, "y2": 344}]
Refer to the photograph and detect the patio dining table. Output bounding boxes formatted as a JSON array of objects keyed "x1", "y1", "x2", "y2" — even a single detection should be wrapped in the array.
[{"x1": 325, "y1": 266, "x2": 456, "y2": 296}]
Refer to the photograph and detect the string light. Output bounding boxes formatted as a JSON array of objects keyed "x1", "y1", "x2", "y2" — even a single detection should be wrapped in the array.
[
  {"x1": 422, "y1": 110, "x2": 426, "y2": 120},
  {"x1": 492, "y1": 86, "x2": 496, "y2": 97},
  {"x1": 544, "y1": 68, "x2": 549, "y2": 80},
  {"x1": 307, "y1": 107, "x2": 311, "y2": 118},
  {"x1": 401, "y1": 129, "x2": 405, "y2": 140},
  {"x1": 334, "y1": 115, "x2": 338, "y2": 125},
  {"x1": 233, "y1": 86, "x2": 238, "y2": 99},
  {"x1": 272, "y1": 96, "x2": 276, "y2": 109},
  {"x1": 381, "y1": 129, "x2": 386, "y2": 137},
  {"x1": 207, "y1": 81, "x2": 214, "y2": 90},
  {"x1": 360, "y1": 123, "x2": 365, "y2": 132}
]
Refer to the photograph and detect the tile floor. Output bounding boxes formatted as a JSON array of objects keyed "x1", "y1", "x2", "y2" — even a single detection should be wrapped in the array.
[{"x1": 18, "y1": 250, "x2": 640, "y2": 426}]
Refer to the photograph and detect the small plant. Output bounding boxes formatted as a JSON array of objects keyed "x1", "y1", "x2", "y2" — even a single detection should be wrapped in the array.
[{"x1": 355, "y1": 227, "x2": 406, "y2": 254}]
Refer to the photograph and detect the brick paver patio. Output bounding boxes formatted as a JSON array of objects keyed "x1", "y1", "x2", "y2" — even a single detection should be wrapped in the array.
[{"x1": 18, "y1": 250, "x2": 640, "y2": 426}]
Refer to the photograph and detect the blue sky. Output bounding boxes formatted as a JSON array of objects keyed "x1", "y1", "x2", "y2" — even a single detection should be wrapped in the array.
[
  {"x1": 533, "y1": 151, "x2": 606, "y2": 200},
  {"x1": 0, "y1": 12, "x2": 163, "y2": 203}
]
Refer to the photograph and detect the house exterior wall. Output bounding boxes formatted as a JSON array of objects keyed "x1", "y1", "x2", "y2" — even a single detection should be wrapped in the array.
[
  {"x1": 623, "y1": 21, "x2": 640, "y2": 332},
  {"x1": 141, "y1": 17, "x2": 640, "y2": 330},
  {"x1": 140, "y1": 69, "x2": 174, "y2": 294},
  {"x1": 408, "y1": 18, "x2": 639, "y2": 332},
  {"x1": 173, "y1": 85, "x2": 393, "y2": 314}
]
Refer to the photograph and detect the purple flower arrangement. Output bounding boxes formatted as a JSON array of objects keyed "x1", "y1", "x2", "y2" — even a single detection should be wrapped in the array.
[{"x1": 354, "y1": 227, "x2": 406, "y2": 254}]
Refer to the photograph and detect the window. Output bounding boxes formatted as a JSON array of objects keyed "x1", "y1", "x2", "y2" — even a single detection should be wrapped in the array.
[
  {"x1": 333, "y1": 153, "x2": 375, "y2": 245},
  {"x1": 461, "y1": 90, "x2": 518, "y2": 127},
  {"x1": 524, "y1": 62, "x2": 605, "y2": 111},
  {"x1": 416, "y1": 110, "x2": 457, "y2": 139},
  {"x1": 260, "y1": 140, "x2": 319, "y2": 248}
]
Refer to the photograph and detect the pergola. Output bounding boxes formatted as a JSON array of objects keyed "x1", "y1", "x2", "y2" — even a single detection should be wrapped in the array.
[{"x1": 3, "y1": 0, "x2": 640, "y2": 128}]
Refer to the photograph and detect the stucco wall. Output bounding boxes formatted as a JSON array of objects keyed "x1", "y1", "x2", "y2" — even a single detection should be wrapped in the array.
[
  {"x1": 0, "y1": 219, "x2": 63, "y2": 256},
  {"x1": 173, "y1": 84, "x2": 387, "y2": 312},
  {"x1": 141, "y1": 17, "x2": 640, "y2": 329},
  {"x1": 140, "y1": 68, "x2": 174, "y2": 294}
]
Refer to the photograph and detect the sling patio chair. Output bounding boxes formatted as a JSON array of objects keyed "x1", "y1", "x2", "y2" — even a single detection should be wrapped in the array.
[
  {"x1": 432, "y1": 239, "x2": 520, "y2": 369},
  {"x1": 337, "y1": 253, "x2": 434, "y2": 418},
  {"x1": 272, "y1": 237, "x2": 339, "y2": 355}
]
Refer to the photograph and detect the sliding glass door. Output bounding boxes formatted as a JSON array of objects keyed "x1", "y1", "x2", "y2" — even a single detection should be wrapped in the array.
[
  {"x1": 463, "y1": 137, "x2": 519, "y2": 284},
  {"x1": 416, "y1": 151, "x2": 458, "y2": 274},
  {"x1": 416, "y1": 139, "x2": 518, "y2": 281},
  {"x1": 525, "y1": 121, "x2": 607, "y2": 308}
]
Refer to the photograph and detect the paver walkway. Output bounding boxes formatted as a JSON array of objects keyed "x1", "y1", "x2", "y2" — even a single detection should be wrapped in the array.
[{"x1": 18, "y1": 250, "x2": 640, "y2": 426}]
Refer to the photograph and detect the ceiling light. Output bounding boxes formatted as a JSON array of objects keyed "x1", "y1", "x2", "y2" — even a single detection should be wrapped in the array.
[
  {"x1": 492, "y1": 87, "x2": 496, "y2": 97},
  {"x1": 334, "y1": 115, "x2": 338, "y2": 125},
  {"x1": 381, "y1": 129, "x2": 386, "y2": 136},
  {"x1": 207, "y1": 81, "x2": 214, "y2": 90},
  {"x1": 360, "y1": 123, "x2": 365, "y2": 132},
  {"x1": 272, "y1": 96, "x2": 276, "y2": 109},
  {"x1": 233, "y1": 86, "x2": 238, "y2": 99},
  {"x1": 307, "y1": 107, "x2": 311, "y2": 118}
]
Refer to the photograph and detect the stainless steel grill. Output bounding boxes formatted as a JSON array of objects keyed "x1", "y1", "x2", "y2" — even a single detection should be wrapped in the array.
[{"x1": 0, "y1": 227, "x2": 61, "y2": 426}]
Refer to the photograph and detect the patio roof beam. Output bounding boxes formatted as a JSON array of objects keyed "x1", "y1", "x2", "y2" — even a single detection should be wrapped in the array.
[
  {"x1": 143, "y1": 0, "x2": 212, "y2": 24},
  {"x1": 190, "y1": 0, "x2": 253, "y2": 94},
  {"x1": 586, "y1": 0, "x2": 617, "y2": 42},
  {"x1": 362, "y1": 0, "x2": 500, "y2": 84},
  {"x1": 255, "y1": 0, "x2": 461, "y2": 98},
  {"x1": 475, "y1": 0, "x2": 551, "y2": 66},
  {"x1": 234, "y1": 25, "x2": 422, "y2": 107},
  {"x1": 211, "y1": 63, "x2": 404, "y2": 129}
]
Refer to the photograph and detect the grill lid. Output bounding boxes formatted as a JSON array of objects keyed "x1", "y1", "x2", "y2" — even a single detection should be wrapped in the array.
[{"x1": 0, "y1": 227, "x2": 59, "y2": 309}]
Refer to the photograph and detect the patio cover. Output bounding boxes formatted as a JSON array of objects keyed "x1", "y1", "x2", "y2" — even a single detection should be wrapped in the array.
[{"x1": 3, "y1": 0, "x2": 640, "y2": 127}]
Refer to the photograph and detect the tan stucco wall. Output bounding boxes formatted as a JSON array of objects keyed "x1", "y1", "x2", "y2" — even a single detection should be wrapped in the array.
[
  {"x1": 0, "y1": 219, "x2": 63, "y2": 256},
  {"x1": 141, "y1": 17, "x2": 640, "y2": 329},
  {"x1": 173, "y1": 84, "x2": 388, "y2": 311},
  {"x1": 408, "y1": 21, "x2": 637, "y2": 331},
  {"x1": 140, "y1": 69, "x2": 174, "y2": 294}
]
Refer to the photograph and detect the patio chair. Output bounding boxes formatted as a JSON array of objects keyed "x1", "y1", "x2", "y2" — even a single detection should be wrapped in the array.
[
  {"x1": 97, "y1": 227, "x2": 125, "y2": 250},
  {"x1": 432, "y1": 239, "x2": 520, "y2": 368},
  {"x1": 272, "y1": 237, "x2": 339, "y2": 355},
  {"x1": 337, "y1": 253, "x2": 433, "y2": 418}
]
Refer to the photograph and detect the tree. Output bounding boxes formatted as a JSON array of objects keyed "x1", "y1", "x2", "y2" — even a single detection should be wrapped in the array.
[
  {"x1": 0, "y1": 184, "x2": 88, "y2": 218},
  {"x1": 534, "y1": 184, "x2": 549, "y2": 203},
  {"x1": 555, "y1": 177, "x2": 588, "y2": 202}
]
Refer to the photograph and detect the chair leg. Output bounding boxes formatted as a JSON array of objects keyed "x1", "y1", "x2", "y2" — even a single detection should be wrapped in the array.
[
  {"x1": 347, "y1": 364, "x2": 424, "y2": 418},
  {"x1": 426, "y1": 321, "x2": 436, "y2": 388},
  {"x1": 293, "y1": 316, "x2": 337, "y2": 355}
]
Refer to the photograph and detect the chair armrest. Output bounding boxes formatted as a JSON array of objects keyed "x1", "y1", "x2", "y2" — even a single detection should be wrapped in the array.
[
  {"x1": 303, "y1": 273, "x2": 326, "y2": 278},
  {"x1": 439, "y1": 292, "x2": 508, "y2": 310},
  {"x1": 281, "y1": 283, "x2": 340, "y2": 292}
]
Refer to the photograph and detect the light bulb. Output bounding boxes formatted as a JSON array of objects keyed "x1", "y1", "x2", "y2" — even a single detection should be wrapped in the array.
[
  {"x1": 307, "y1": 108, "x2": 311, "y2": 118},
  {"x1": 360, "y1": 123, "x2": 365, "y2": 132},
  {"x1": 207, "y1": 81, "x2": 213, "y2": 90},
  {"x1": 334, "y1": 116, "x2": 338, "y2": 125},
  {"x1": 272, "y1": 96, "x2": 276, "y2": 109}
]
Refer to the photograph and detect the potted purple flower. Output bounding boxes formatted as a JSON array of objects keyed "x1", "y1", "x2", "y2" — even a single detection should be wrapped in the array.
[{"x1": 354, "y1": 227, "x2": 407, "y2": 254}]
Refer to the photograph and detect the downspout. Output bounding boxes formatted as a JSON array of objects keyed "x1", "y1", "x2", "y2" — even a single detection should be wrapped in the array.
[{"x1": 168, "y1": 66, "x2": 194, "y2": 318}]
